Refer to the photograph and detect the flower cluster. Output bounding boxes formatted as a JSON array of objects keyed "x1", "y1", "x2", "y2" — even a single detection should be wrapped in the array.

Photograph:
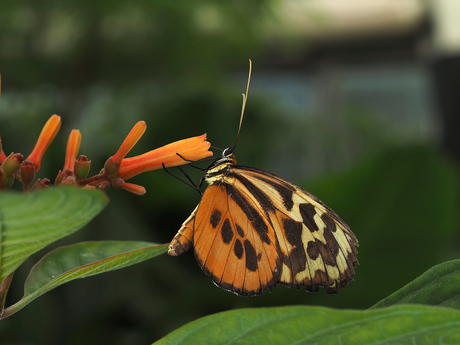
[{"x1": 0, "y1": 112, "x2": 213, "y2": 194}]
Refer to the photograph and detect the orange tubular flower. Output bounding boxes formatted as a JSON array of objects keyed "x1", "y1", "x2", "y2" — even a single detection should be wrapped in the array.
[
  {"x1": 64, "y1": 129, "x2": 81, "y2": 171},
  {"x1": 105, "y1": 121, "x2": 147, "y2": 175},
  {"x1": 121, "y1": 182, "x2": 146, "y2": 195},
  {"x1": 116, "y1": 134, "x2": 212, "y2": 181},
  {"x1": 111, "y1": 121, "x2": 146, "y2": 165},
  {"x1": 27, "y1": 115, "x2": 61, "y2": 171}
]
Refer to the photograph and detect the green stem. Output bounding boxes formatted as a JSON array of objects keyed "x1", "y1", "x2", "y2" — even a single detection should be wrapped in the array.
[{"x1": 0, "y1": 272, "x2": 14, "y2": 319}]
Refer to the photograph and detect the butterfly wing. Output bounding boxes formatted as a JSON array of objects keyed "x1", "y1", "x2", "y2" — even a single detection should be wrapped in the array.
[
  {"x1": 234, "y1": 165, "x2": 358, "y2": 293},
  {"x1": 169, "y1": 164, "x2": 358, "y2": 296}
]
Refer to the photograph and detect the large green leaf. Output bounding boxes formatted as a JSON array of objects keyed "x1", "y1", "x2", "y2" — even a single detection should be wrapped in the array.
[
  {"x1": 154, "y1": 305, "x2": 460, "y2": 345},
  {"x1": 0, "y1": 187, "x2": 108, "y2": 283},
  {"x1": 2, "y1": 241, "x2": 168, "y2": 319},
  {"x1": 371, "y1": 260, "x2": 460, "y2": 310}
]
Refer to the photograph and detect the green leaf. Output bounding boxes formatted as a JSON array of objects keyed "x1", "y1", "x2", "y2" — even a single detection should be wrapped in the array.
[
  {"x1": 0, "y1": 187, "x2": 108, "y2": 283},
  {"x1": 2, "y1": 241, "x2": 168, "y2": 318},
  {"x1": 154, "y1": 305, "x2": 460, "y2": 345},
  {"x1": 371, "y1": 260, "x2": 460, "y2": 310}
]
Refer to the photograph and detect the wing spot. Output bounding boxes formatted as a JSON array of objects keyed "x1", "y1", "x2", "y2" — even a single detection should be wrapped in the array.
[
  {"x1": 306, "y1": 239, "x2": 336, "y2": 266},
  {"x1": 306, "y1": 240, "x2": 319, "y2": 260},
  {"x1": 282, "y1": 218, "x2": 307, "y2": 274},
  {"x1": 244, "y1": 239, "x2": 258, "y2": 272},
  {"x1": 236, "y1": 223, "x2": 245, "y2": 238},
  {"x1": 283, "y1": 218, "x2": 303, "y2": 247},
  {"x1": 221, "y1": 218, "x2": 234, "y2": 244},
  {"x1": 321, "y1": 213, "x2": 337, "y2": 233},
  {"x1": 299, "y1": 203, "x2": 319, "y2": 232},
  {"x1": 234, "y1": 239, "x2": 244, "y2": 259},
  {"x1": 210, "y1": 209, "x2": 222, "y2": 228}
]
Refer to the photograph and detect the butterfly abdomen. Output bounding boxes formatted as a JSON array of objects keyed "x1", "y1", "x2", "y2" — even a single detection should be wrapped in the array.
[{"x1": 168, "y1": 205, "x2": 197, "y2": 256}]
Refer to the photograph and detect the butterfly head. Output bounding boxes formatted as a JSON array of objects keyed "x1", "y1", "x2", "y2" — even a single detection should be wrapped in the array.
[
  {"x1": 218, "y1": 146, "x2": 236, "y2": 165},
  {"x1": 222, "y1": 146, "x2": 235, "y2": 159},
  {"x1": 205, "y1": 146, "x2": 236, "y2": 178}
]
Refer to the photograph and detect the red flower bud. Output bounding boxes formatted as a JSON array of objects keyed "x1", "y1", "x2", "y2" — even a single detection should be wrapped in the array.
[
  {"x1": 104, "y1": 157, "x2": 120, "y2": 176},
  {"x1": 20, "y1": 160, "x2": 36, "y2": 192},
  {"x1": 55, "y1": 169, "x2": 74, "y2": 186},
  {"x1": 111, "y1": 177, "x2": 125, "y2": 190},
  {"x1": 31, "y1": 178, "x2": 51, "y2": 191},
  {"x1": 20, "y1": 160, "x2": 35, "y2": 182},
  {"x1": 99, "y1": 181, "x2": 110, "y2": 190},
  {"x1": 60, "y1": 176, "x2": 76, "y2": 186}
]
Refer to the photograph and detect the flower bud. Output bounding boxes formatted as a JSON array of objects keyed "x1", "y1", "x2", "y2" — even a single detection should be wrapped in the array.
[
  {"x1": 3, "y1": 173, "x2": 14, "y2": 189},
  {"x1": 74, "y1": 155, "x2": 91, "y2": 180},
  {"x1": 3, "y1": 153, "x2": 23, "y2": 174},
  {"x1": 98, "y1": 181, "x2": 110, "y2": 190},
  {"x1": 104, "y1": 157, "x2": 120, "y2": 176},
  {"x1": 20, "y1": 160, "x2": 36, "y2": 186},
  {"x1": 111, "y1": 177, "x2": 125, "y2": 190},
  {"x1": 31, "y1": 178, "x2": 51, "y2": 191},
  {"x1": 60, "y1": 176, "x2": 76, "y2": 186},
  {"x1": 55, "y1": 169, "x2": 74, "y2": 186}
]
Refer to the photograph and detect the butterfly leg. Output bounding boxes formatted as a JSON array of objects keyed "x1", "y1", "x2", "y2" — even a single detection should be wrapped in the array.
[
  {"x1": 162, "y1": 163, "x2": 203, "y2": 195},
  {"x1": 175, "y1": 153, "x2": 209, "y2": 171}
]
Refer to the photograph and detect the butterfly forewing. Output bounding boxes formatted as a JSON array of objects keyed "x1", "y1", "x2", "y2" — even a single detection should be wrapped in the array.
[
  {"x1": 239, "y1": 165, "x2": 358, "y2": 292},
  {"x1": 168, "y1": 159, "x2": 358, "y2": 296}
]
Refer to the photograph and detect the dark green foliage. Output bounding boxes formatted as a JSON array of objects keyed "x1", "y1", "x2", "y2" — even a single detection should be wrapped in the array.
[{"x1": 1, "y1": 1, "x2": 460, "y2": 344}]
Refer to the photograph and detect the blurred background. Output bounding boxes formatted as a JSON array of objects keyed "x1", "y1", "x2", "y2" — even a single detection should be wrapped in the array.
[{"x1": 1, "y1": 0, "x2": 459, "y2": 344}]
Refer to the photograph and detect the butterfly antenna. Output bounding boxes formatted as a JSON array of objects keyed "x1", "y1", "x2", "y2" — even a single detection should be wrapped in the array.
[{"x1": 230, "y1": 59, "x2": 252, "y2": 153}]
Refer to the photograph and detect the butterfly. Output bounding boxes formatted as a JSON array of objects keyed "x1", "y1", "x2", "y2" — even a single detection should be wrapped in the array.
[{"x1": 168, "y1": 60, "x2": 358, "y2": 296}]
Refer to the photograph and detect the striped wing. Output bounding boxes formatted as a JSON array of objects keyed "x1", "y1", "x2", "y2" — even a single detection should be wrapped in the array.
[
  {"x1": 235, "y1": 165, "x2": 358, "y2": 293},
  {"x1": 169, "y1": 165, "x2": 358, "y2": 295}
]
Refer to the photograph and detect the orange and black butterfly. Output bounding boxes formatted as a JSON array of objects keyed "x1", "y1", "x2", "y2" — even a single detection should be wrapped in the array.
[{"x1": 168, "y1": 61, "x2": 358, "y2": 296}]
